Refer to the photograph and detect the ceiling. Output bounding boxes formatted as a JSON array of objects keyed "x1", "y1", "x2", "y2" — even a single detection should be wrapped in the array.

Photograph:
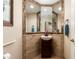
[
  {"x1": 34, "y1": 0, "x2": 60, "y2": 5},
  {"x1": 26, "y1": 1, "x2": 41, "y2": 13},
  {"x1": 53, "y1": 3, "x2": 62, "y2": 14},
  {"x1": 25, "y1": 0, "x2": 62, "y2": 14}
]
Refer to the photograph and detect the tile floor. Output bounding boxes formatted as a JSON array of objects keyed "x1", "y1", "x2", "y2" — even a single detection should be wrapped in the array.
[{"x1": 33, "y1": 55, "x2": 64, "y2": 59}]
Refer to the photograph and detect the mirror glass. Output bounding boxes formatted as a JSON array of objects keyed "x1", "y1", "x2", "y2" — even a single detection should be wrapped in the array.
[{"x1": 25, "y1": 0, "x2": 64, "y2": 33}]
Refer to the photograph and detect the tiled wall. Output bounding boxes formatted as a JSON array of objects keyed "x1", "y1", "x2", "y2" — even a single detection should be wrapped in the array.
[{"x1": 23, "y1": 34, "x2": 64, "y2": 59}]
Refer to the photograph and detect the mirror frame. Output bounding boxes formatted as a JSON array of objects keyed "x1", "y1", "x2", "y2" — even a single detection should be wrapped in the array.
[
  {"x1": 3, "y1": 0, "x2": 13, "y2": 26},
  {"x1": 37, "y1": 12, "x2": 41, "y2": 32}
]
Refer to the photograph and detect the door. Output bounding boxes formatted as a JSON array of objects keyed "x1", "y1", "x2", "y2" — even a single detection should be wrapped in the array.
[{"x1": 64, "y1": 0, "x2": 75, "y2": 59}]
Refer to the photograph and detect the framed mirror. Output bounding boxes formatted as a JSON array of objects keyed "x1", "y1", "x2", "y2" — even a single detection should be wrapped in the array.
[
  {"x1": 25, "y1": 0, "x2": 64, "y2": 33},
  {"x1": 3, "y1": 0, "x2": 13, "y2": 26}
]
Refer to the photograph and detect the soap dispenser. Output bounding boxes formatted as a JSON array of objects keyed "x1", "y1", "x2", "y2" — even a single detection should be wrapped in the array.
[{"x1": 32, "y1": 25, "x2": 35, "y2": 32}]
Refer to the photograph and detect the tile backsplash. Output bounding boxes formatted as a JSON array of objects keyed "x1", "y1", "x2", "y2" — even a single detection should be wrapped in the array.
[{"x1": 23, "y1": 34, "x2": 64, "y2": 59}]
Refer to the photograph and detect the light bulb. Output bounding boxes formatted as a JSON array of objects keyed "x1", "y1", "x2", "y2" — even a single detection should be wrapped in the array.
[
  {"x1": 44, "y1": 9, "x2": 47, "y2": 11},
  {"x1": 30, "y1": 5, "x2": 34, "y2": 9},
  {"x1": 59, "y1": 7, "x2": 62, "y2": 11}
]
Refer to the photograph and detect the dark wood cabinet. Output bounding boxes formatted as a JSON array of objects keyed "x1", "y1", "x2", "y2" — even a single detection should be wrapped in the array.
[{"x1": 41, "y1": 39, "x2": 52, "y2": 58}]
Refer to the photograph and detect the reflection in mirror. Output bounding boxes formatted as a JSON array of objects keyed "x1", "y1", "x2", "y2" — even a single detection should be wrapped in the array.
[{"x1": 25, "y1": 0, "x2": 64, "y2": 33}]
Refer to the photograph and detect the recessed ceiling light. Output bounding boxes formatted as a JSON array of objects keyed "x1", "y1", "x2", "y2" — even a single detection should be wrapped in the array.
[
  {"x1": 44, "y1": 9, "x2": 47, "y2": 11},
  {"x1": 58, "y1": 7, "x2": 62, "y2": 11},
  {"x1": 30, "y1": 5, "x2": 34, "y2": 9}
]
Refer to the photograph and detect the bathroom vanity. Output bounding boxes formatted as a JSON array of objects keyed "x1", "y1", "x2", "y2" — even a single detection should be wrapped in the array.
[{"x1": 41, "y1": 35, "x2": 53, "y2": 58}]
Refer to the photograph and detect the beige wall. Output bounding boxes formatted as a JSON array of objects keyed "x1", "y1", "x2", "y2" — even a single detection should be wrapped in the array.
[
  {"x1": 3, "y1": 0, "x2": 22, "y2": 59},
  {"x1": 64, "y1": 0, "x2": 75, "y2": 59}
]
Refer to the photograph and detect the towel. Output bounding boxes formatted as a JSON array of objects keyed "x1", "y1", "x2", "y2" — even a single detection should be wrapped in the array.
[{"x1": 65, "y1": 24, "x2": 69, "y2": 36}]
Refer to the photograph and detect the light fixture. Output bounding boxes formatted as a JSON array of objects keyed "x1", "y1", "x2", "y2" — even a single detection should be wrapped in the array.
[
  {"x1": 58, "y1": 7, "x2": 62, "y2": 11},
  {"x1": 30, "y1": 5, "x2": 34, "y2": 9},
  {"x1": 44, "y1": 9, "x2": 47, "y2": 11}
]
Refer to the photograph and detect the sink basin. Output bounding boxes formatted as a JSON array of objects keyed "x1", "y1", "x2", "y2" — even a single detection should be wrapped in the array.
[{"x1": 41, "y1": 35, "x2": 52, "y2": 40}]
